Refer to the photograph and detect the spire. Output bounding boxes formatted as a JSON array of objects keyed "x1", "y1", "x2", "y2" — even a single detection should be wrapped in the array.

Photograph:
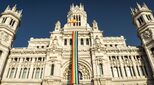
[
  {"x1": 92, "y1": 20, "x2": 98, "y2": 30},
  {"x1": 55, "y1": 21, "x2": 61, "y2": 31}
]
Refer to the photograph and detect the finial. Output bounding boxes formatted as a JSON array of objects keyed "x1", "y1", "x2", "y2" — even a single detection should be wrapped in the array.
[
  {"x1": 19, "y1": 9, "x2": 23, "y2": 14},
  {"x1": 56, "y1": 20, "x2": 61, "y2": 25},
  {"x1": 70, "y1": 3, "x2": 74, "y2": 10},
  {"x1": 72, "y1": 3, "x2": 74, "y2": 8},
  {"x1": 136, "y1": 2, "x2": 141, "y2": 10},
  {"x1": 92, "y1": 20, "x2": 98, "y2": 30},
  {"x1": 12, "y1": 4, "x2": 17, "y2": 11},
  {"x1": 143, "y1": 3, "x2": 149, "y2": 9},
  {"x1": 130, "y1": 7, "x2": 134, "y2": 15},
  {"x1": 55, "y1": 20, "x2": 61, "y2": 31},
  {"x1": 5, "y1": 5, "x2": 10, "y2": 11},
  {"x1": 93, "y1": 20, "x2": 97, "y2": 24},
  {"x1": 80, "y1": 3, "x2": 82, "y2": 8},
  {"x1": 134, "y1": 8, "x2": 138, "y2": 13}
]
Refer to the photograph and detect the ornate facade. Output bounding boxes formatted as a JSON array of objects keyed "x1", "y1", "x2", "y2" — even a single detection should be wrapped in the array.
[{"x1": 0, "y1": 3, "x2": 154, "y2": 85}]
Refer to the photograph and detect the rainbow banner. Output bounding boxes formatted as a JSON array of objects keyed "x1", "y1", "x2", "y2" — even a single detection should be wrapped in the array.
[{"x1": 70, "y1": 31, "x2": 79, "y2": 84}]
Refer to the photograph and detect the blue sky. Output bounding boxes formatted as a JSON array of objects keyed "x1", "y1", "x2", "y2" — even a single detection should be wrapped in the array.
[{"x1": 0, "y1": 0, "x2": 153, "y2": 47}]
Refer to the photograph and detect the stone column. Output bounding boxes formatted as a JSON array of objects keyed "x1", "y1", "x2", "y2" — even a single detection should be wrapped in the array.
[
  {"x1": 93, "y1": 60, "x2": 99, "y2": 78},
  {"x1": 2, "y1": 58, "x2": 11, "y2": 79},
  {"x1": 29, "y1": 57, "x2": 35, "y2": 79},
  {"x1": 54, "y1": 61, "x2": 61, "y2": 78},
  {"x1": 119, "y1": 56, "x2": 126, "y2": 78},
  {"x1": 132, "y1": 56, "x2": 139, "y2": 78},
  {"x1": 16, "y1": 58, "x2": 23, "y2": 79}
]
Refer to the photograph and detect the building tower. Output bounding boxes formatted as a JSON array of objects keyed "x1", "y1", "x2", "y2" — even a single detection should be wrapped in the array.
[
  {"x1": 0, "y1": 5, "x2": 22, "y2": 80},
  {"x1": 131, "y1": 3, "x2": 154, "y2": 76}
]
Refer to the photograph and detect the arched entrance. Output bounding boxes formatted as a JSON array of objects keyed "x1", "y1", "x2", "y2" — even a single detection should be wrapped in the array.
[{"x1": 63, "y1": 61, "x2": 91, "y2": 81}]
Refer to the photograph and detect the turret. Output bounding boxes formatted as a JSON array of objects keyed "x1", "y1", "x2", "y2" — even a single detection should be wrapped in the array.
[
  {"x1": 0, "y1": 5, "x2": 22, "y2": 80},
  {"x1": 67, "y1": 4, "x2": 87, "y2": 27},
  {"x1": 132, "y1": 3, "x2": 154, "y2": 77},
  {"x1": 54, "y1": 21, "x2": 61, "y2": 31},
  {"x1": 131, "y1": 3, "x2": 154, "y2": 29}
]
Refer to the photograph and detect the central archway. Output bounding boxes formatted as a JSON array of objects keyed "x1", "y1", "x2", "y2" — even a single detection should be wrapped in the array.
[{"x1": 62, "y1": 60, "x2": 91, "y2": 81}]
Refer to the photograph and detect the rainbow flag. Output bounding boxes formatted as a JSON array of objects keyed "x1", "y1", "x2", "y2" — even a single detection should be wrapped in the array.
[{"x1": 70, "y1": 31, "x2": 79, "y2": 84}]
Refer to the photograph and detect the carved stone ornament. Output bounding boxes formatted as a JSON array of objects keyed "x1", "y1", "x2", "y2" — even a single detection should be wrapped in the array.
[
  {"x1": 0, "y1": 31, "x2": 9, "y2": 42},
  {"x1": 143, "y1": 30, "x2": 151, "y2": 39}
]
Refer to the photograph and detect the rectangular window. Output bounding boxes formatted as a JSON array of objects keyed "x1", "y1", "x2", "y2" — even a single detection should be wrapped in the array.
[
  {"x1": 140, "y1": 66, "x2": 145, "y2": 76},
  {"x1": 27, "y1": 68, "x2": 30, "y2": 78},
  {"x1": 14, "y1": 68, "x2": 18, "y2": 78},
  {"x1": 0, "y1": 51, "x2": 2, "y2": 58},
  {"x1": 119, "y1": 67, "x2": 122, "y2": 77},
  {"x1": 113, "y1": 67, "x2": 118, "y2": 77},
  {"x1": 136, "y1": 66, "x2": 140, "y2": 76},
  {"x1": 146, "y1": 15, "x2": 152, "y2": 20},
  {"x1": 70, "y1": 39, "x2": 72, "y2": 45},
  {"x1": 9, "y1": 19, "x2": 13, "y2": 25},
  {"x1": 137, "y1": 16, "x2": 144, "y2": 25},
  {"x1": 35, "y1": 68, "x2": 40, "y2": 79},
  {"x1": 6, "y1": 68, "x2": 10, "y2": 78},
  {"x1": 86, "y1": 38, "x2": 89, "y2": 45},
  {"x1": 22, "y1": 68, "x2": 27, "y2": 79},
  {"x1": 40, "y1": 68, "x2": 43, "y2": 78},
  {"x1": 124, "y1": 66, "x2": 127, "y2": 77},
  {"x1": 64, "y1": 39, "x2": 67, "y2": 45},
  {"x1": 9, "y1": 68, "x2": 15, "y2": 78},
  {"x1": 32, "y1": 68, "x2": 35, "y2": 78},
  {"x1": 51, "y1": 64, "x2": 54, "y2": 76},
  {"x1": 132, "y1": 66, "x2": 136, "y2": 76},
  {"x1": 19, "y1": 68, "x2": 22, "y2": 78},
  {"x1": 81, "y1": 38, "x2": 84, "y2": 45},
  {"x1": 111, "y1": 67, "x2": 114, "y2": 77}
]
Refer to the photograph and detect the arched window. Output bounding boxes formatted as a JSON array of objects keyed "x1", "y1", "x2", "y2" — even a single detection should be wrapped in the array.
[
  {"x1": 81, "y1": 38, "x2": 84, "y2": 45},
  {"x1": 35, "y1": 68, "x2": 40, "y2": 79},
  {"x1": 99, "y1": 63, "x2": 103, "y2": 75},
  {"x1": 78, "y1": 71, "x2": 83, "y2": 80},
  {"x1": 151, "y1": 47, "x2": 154, "y2": 55},
  {"x1": 125, "y1": 66, "x2": 132, "y2": 77},
  {"x1": 22, "y1": 68, "x2": 27, "y2": 79},
  {"x1": 112, "y1": 66, "x2": 118, "y2": 77},
  {"x1": 9, "y1": 68, "x2": 15, "y2": 78}
]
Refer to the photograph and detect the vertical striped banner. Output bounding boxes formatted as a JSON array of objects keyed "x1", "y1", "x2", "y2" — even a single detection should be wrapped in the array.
[{"x1": 71, "y1": 31, "x2": 79, "y2": 84}]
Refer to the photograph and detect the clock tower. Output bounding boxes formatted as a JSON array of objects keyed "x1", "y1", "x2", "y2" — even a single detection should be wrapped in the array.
[
  {"x1": 0, "y1": 5, "x2": 22, "y2": 80},
  {"x1": 131, "y1": 3, "x2": 154, "y2": 76}
]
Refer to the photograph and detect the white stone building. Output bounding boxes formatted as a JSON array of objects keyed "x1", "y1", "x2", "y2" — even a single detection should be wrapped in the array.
[{"x1": 0, "y1": 3, "x2": 154, "y2": 85}]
